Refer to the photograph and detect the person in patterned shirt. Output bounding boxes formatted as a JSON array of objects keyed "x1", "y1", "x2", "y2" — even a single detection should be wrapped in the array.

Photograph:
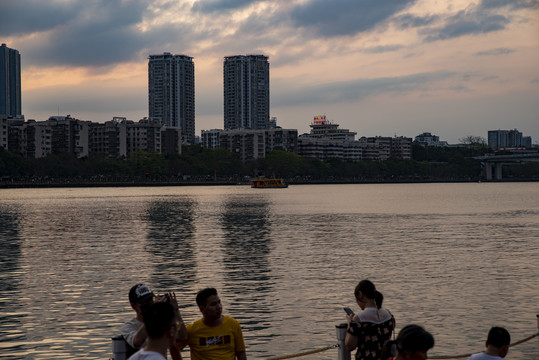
[{"x1": 345, "y1": 280, "x2": 396, "y2": 360}]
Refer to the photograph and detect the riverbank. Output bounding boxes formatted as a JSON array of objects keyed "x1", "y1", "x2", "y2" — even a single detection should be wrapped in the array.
[{"x1": 1, "y1": 178, "x2": 537, "y2": 188}]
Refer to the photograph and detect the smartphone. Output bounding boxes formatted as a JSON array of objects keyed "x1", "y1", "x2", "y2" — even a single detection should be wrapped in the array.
[{"x1": 344, "y1": 307, "x2": 354, "y2": 316}]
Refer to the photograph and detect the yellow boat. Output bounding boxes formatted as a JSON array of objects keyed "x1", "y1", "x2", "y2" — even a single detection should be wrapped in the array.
[{"x1": 251, "y1": 177, "x2": 288, "y2": 188}]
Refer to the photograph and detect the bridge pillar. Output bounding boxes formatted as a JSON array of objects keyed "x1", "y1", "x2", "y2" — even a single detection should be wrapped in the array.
[
  {"x1": 495, "y1": 163, "x2": 503, "y2": 180},
  {"x1": 485, "y1": 162, "x2": 493, "y2": 181}
]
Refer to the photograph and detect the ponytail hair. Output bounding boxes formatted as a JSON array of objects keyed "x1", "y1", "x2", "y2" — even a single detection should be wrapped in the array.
[
  {"x1": 355, "y1": 279, "x2": 384, "y2": 309},
  {"x1": 374, "y1": 290, "x2": 384, "y2": 309}
]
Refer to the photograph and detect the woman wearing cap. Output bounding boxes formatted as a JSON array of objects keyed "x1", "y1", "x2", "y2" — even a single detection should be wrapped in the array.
[{"x1": 345, "y1": 279, "x2": 395, "y2": 360}]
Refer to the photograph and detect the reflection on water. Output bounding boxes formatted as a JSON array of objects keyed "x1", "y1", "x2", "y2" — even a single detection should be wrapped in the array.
[
  {"x1": 220, "y1": 195, "x2": 275, "y2": 340},
  {"x1": 0, "y1": 205, "x2": 26, "y2": 357},
  {"x1": 0, "y1": 184, "x2": 538, "y2": 360},
  {"x1": 221, "y1": 195, "x2": 272, "y2": 286},
  {"x1": 146, "y1": 198, "x2": 198, "y2": 289}
]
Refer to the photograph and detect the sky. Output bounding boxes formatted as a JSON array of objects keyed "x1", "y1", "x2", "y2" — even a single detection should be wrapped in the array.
[{"x1": 1, "y1": 0, "x2": 538, "y2": 144}]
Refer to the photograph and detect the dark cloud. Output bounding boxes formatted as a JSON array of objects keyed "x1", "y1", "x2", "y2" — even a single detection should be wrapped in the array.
[
  {"x1": 289, "y1": 0, "x2": 415, "y2": 37},
  {"x1": 480, "y1": 0, "x2": 539, "y2": 10},
  {"x1": 475, "y1": 48, "x2": 515, "y2": 56},
  {"x1": 191, "y1": 0, "x2": 260, "y2": 13},
  {"x1": 272, "y1": 71, "x2": 456, "y2": 106},
  {"x1": 421, "y1": 10, "x2": 510, "y2": 41},
  {"x1": 9, "y1": 0, "x2": 197, "y2": 68},
  {"x1": 394, "y1": 14, "x2": 439, "y2": 29},
  {"x1": 363, "y1": 45, "x2": 404, "y2": 53},
  {"x1": 416, "y1": 0, "x2": 538, "y2": 42},
  {"x1": 0, "y1": 0, "x2": 81, "y2": 37}
]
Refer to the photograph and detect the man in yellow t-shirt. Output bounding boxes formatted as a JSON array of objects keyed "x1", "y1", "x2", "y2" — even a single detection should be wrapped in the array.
[{"x1": 178, "y1": 288, "x2": 246, "y2": 360}]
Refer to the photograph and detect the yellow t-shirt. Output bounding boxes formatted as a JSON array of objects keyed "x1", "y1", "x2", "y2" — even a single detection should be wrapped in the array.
[{"x1": 186, "y1": 316, "x2": 246, "y2": 360}]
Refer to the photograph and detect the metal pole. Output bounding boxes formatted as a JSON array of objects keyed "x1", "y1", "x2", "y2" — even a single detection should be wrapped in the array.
[
  {"x1": 112, "y1": 336, "x2": 127, "y2": 360},
  {"x1": 336, "y1": 323, "x2": 351, "y2": 360}
]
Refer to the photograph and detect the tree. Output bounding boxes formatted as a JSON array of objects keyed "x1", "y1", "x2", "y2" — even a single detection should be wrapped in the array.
[
  {"x1": 264, "y1": 150, "x2": 302, "y2": 177},
  {"x1": 127, "y1": 151, "x2": 167, "y2": 177}
]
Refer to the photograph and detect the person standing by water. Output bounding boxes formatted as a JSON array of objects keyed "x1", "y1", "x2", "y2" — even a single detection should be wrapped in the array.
[
  {"x1": 345, "y1": 279, "x2": 395, "y2": 360},
  {"x1": 122, "y1": 284, "x2": 156, "y2": 353},
  {"x1": 128, "y1": 302, "x2": 181, "y2": 360},
  {"x1": 381, "y1": 324, "x2": 434, "y2": 360},
  {"x1": 176, "y1": 287, "x2": 247, "y2": 360},
  {"x1": 122, "y1": 284, "x2": 187, "y2": 359},
  {"x1": 467, "y1": 327, "x2": 510, "y2": 360}
]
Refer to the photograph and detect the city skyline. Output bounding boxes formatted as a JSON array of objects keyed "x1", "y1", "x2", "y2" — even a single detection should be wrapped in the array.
[{"x1": 1, "y1": 0, "x2": 538, "y2": 143}]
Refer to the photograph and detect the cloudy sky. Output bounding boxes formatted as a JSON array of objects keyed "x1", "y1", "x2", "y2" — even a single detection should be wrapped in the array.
[{"x1": 1, "y1": 0, "x2": 538, "y2": 143}]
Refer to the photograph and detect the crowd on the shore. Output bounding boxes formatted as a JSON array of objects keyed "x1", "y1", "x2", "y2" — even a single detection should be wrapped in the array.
[{"x1": 120, "y1": 281, "x2": 512, "y2": 360}]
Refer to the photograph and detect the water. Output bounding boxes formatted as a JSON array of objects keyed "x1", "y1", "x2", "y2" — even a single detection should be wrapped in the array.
[{"x1": 0, "y1": 183, "x2": 538, "y2": 359}]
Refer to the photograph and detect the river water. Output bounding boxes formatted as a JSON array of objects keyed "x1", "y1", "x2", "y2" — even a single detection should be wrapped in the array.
[{"x1": 0, "y1": 183, "x2": 538, "y2": 359}]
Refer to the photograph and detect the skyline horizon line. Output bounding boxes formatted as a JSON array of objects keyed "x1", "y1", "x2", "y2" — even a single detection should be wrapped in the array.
[{"x1": 7, "y1": 111, "x2": 537, "y2": 147}]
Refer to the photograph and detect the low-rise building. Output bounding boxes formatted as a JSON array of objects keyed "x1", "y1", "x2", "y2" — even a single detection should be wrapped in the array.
[
  {"x1": 358, "y1": 136, "x2": 412, "y2": 160},
  {"x1": 160, "y1": 126, "x2": 182, "y2": 155},
  {"x1": 219, "y1": 130, "x2": 265, "y2": 162},
  {"x1": 488, "y1": 129, "x2": 532, "y2": 150},
  {"x1": 297, "y1": 137, "x2": 362, "y2": 161},
  {"x1": 89, "y1": 118, "x2": 126, "y2": 158},
  {"x1": 201, "y1": 129, "x2": 222, "y2": 149},
  {"x1": 297, "y1": 115, "x2": 362, "y2": 160},
  {"x1": 1, "y1": 115, "x2": 7, "y2": 149},
  {"x1": 3, "y1": 116, "x2": 181, "y2": 159},
  {"x1": 202, "y1": 127, "x2": 297, "y2": 161},
  {"x1": 125, "y1": 117, "x2": 162, "y2": 154}
]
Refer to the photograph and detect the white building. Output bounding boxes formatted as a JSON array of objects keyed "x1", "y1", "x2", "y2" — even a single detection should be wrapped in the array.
[{"x1": 297, "y1": 115, "x2": 361, "y2": 160}]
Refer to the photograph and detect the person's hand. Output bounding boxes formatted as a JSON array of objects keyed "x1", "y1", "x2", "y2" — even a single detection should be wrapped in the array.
[
  {"x1": 168, "y1": 292, "x2": 179, "y2": 310},
  {"x1": 346, "y1": 313, "x2": 354, "y2": 325}
]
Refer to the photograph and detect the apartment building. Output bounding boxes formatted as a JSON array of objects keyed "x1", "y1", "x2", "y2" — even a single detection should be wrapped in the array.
[
  {"x1": 148, "y1": 53, "x2": 194, "y2": 144},
  {"x1": 224, "y1": 55, "x2": 269, "y2": 130}
]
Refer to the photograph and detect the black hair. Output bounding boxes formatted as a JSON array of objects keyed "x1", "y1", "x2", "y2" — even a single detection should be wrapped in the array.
[
  {"x1": 142, "y1": 302, "x2": 176, "y2": 339},
  {"x1": 380, "y1": 340, "x2": 398, "y2": 360},
  {"x1": 354, "y1": 279, "x2": 384, "y2": 309},
  {"x1": 196, "y1": 287, "x2": 218, "y2": 307},
  {"x1": 487, "y1": 327, "x2": 510, "y2": 348},
  {"x1": 395, "y1": 324, "x2": 435, "y2": 353}
]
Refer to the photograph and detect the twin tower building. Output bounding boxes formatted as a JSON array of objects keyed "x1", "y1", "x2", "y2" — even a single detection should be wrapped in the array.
[{"x1": 148, "y1": 53, "x2": 270, "y2": 145}]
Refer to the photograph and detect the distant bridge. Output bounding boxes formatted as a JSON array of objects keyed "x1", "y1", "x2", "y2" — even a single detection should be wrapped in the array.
[{"x1": 474, "y1": 152, "x2": 539, "y2": 180}]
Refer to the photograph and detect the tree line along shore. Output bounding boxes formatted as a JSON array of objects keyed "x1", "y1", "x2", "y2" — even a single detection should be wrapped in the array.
[{"x1": 1, "y1": 144, "x2": 539, "y2": 187}]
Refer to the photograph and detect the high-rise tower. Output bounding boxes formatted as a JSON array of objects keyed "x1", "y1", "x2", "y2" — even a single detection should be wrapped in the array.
[
  {"x1": 0, "y1": 44, "x2": 21, "y2": 118},
  {"x1": 224, "y1": 55, "x2": 269, "y2": 130},
  {"x1": 148, "y1": 53, "x2": 195, "y2": 144}
]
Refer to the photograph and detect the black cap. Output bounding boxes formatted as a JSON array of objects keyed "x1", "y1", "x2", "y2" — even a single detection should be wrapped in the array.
[{"x1": 129, "y1": 284, "x2": 154, "y2": 304}]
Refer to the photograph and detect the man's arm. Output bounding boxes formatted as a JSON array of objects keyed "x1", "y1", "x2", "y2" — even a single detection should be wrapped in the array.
[
  {"x1": 133, "y1": 324, "x2": 148, "y2": 348},
  {"x1": 168, "y1": 292, "x2": 188, "y2": 341},
  {"x1": 121, "y1": 319, "x2": 147, "y2": 349},
  {"x1": 169, "y1": 345, "x2": 183, "y2": 360},
  {"x1": 174, "y1": 339, "x2": 189, "y2": 351},
  {"x1": 236, "y1": 351, "x2": 247, "y2": 360}
]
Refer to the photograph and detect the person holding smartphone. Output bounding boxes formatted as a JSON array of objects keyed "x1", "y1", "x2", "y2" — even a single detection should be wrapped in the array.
[{"x1": 344, "y1": 279, "x2": 395, "y2": 360}]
